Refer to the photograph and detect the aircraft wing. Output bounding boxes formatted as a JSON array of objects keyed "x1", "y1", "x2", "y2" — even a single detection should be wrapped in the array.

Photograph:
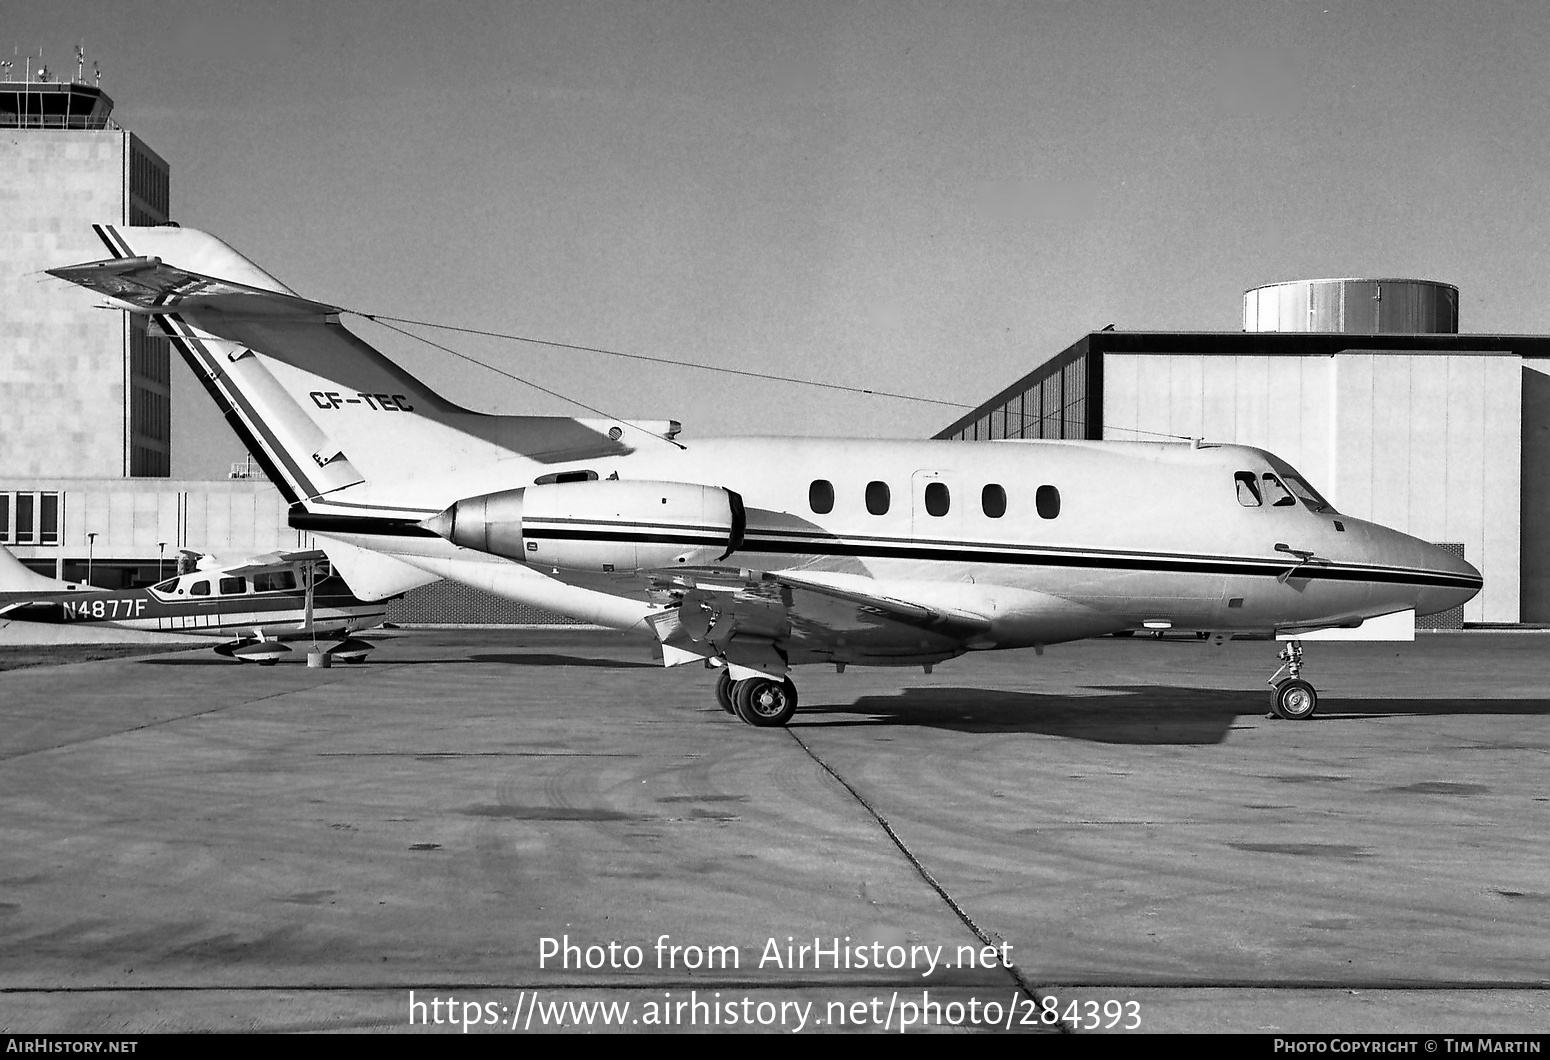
[
  {"x1": 646, "y1": 567, "x2": 992, "y2": 679},
  {"x1": 219, "y1": 549, "x2": 332, "y2": 577}
]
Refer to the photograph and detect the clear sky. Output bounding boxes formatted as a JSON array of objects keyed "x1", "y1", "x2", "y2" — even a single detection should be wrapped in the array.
[{"x1": 15, "y1": 1, "x2": 1550, "y2": 478}]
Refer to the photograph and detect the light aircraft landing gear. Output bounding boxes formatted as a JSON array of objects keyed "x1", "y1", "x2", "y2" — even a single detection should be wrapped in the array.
[
  {"x1": 715, "y1": 669, "x2": 735, "y2": 714},
  {"x1": 731, "y1": 676, "x2": 798, "y2": 727},
  {"x1": 1268, "y1": 640, "x2": 1319, "y2": 720}
]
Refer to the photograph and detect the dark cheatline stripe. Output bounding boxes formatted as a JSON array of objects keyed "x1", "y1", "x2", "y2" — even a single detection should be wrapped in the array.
[
  {"x1": 345, "y1": 511, "x2": 1477, "y2": 591},
  {"x1": 169, "y1": 313, "x2": 337, "y2": 507},
  {"x1": 289, "y1": 511, "x2": 441, "y2": 538}
]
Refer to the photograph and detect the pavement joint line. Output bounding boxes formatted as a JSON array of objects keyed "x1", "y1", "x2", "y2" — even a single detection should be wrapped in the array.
[
  {"x1": 0, "y1": 675, "x2": 358, "y2": 765},
  {"x1": 783, "y1": 725, "x2": 1063, "y2": 1029}
]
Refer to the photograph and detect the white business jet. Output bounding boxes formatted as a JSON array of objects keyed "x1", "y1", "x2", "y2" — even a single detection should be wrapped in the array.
[{"x1": 48, "y1": 225, "x2": 1481, "y2": 724}]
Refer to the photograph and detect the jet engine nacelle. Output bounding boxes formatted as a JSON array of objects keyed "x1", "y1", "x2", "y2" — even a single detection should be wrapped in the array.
[{"x1": 424, "y1": 479, "x2": 746, "y2": 573}]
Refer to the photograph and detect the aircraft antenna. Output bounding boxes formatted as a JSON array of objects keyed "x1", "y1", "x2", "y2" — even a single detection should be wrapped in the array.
[
  {"x1": 364, "y1": 315, "x2": 689, "y2": 451},
  {"x1": 357, "y1": 312, "x2": 973, "y2": 411}
]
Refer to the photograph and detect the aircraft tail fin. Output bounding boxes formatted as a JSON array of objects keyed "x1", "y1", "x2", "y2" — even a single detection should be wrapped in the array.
[
  {"x1": 0, "y1": 547, "x2": 72, "y2": 593},
  {"x1": 47, "y1": 225, "x2": 676, "y2": 525}
]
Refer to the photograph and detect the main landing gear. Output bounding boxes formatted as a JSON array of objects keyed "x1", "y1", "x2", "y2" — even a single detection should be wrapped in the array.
[
  {"x1": 1267, "y1": 640, "x2": 1319, "y2": 720},
  {"x1": 714, "y1": 669, "x2": 799, "y2": 727}
]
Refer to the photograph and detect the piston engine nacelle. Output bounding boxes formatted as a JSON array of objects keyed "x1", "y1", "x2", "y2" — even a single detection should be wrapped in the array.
[{"x1": 422, "y1": 479, "x2": 746, "y2": 573}]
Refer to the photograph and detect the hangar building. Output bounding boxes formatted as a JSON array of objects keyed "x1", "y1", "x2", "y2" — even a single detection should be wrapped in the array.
[{"x1": 935, "y1": 280, "x2": 1550, "y2": 625}]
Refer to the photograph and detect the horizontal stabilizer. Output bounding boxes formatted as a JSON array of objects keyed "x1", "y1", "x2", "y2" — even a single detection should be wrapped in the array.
[{"x1": 46, "y1": 255, "x2": 339, "y2": 321}]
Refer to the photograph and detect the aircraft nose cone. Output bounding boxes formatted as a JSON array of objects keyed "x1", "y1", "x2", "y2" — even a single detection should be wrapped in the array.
[{"x1": 1415, "y1": 541, "x2": 1483, "y2": 619}]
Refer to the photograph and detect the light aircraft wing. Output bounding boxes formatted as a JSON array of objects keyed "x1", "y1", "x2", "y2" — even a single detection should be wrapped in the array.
[{"x1": 218, "y1": 549, "x2": 332, "y2": 577}]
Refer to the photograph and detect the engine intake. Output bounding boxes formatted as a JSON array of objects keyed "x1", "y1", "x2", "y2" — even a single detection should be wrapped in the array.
[{"x1": 423, "y1": 479, "x2": 745, "y2": 572}]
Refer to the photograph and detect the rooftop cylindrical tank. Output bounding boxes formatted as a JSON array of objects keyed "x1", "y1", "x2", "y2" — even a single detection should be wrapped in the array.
[{"x1": 1242, "y1": 278, "x2": 1458, "y2": 334}]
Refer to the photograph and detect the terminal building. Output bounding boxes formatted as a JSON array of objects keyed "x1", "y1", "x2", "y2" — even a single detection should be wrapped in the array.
[{"x1": 935, "y1": 279, "x2": 1550, "y2": 625}]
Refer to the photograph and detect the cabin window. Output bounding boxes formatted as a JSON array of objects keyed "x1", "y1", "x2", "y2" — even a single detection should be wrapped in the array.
[
  {"x1": 1261, "y1": 474, "x2": 1296, "y2": 507},
  {"x1": 865, "y1": 481, "x2": 891, "y2": 516},
  {"x1": 152, "y1": 578, "x2": 178, "y2": 593},
  {"x1": 924, "y1": 482, "x2": 950, "y2": 517},
  {"x1": 809, "y1": 479, "x2": 834, "y2": 515},
  {"x1": 253, "y1": 570, "x2": 298, "y2": 593},
  {"x1": 1036, "y1": 484, "x2": 1061, "y2": 520},
  {"x1": 219, "y1": 576, "x2": 247, "y2": 596},
  {"x1": 982, "y1": 484, "x2": 1006, "y2": 519},
  {"x1": 1235, "y1": 472, "x2": 1262, "y2": 507},
  {"x1": 189, "y1": 580, "x2": 211, "y2": 597}
]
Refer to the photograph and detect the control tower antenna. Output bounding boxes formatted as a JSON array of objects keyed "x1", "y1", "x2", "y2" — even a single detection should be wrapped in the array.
[{"x1": 75, "y1": 44, "x2": 84, "y2": 84}]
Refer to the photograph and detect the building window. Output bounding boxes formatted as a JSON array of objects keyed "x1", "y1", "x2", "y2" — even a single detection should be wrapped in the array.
[
  {"x1": 1036, "y1": 485, "x2": 1061, "y2": 520},
  {"x1": 982, "y1": 484, "x2": 1006, "y2": 518},
  {"x1": 865, "y1": 481, "x2": 891, "y2": 516},
  {"x1": 14, "y1": 495, "x2": 33, "y2": 543},
  {"x1": 39, "y1": 494, "x2": 58, "y2": 544},
  {"x1": 809, "y1": 479, "x2": 834, "y2": 515},
  {"x1": 924, "y1": 482, "x2": 950, "y2": 517},
  {"x1": 1, "y1": 492, "x2": 59, "y2": 545}
]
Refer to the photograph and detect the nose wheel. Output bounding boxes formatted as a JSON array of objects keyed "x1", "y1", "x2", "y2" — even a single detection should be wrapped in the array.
[{"x1": 1268, "y1": 640, "x2": 1319, "y2": 719}]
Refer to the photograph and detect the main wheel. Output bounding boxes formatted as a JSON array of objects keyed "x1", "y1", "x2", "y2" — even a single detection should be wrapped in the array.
[
  {"x1": 733, "y1": 677, "x2": 798, "y2": 727},
  {"x1": 715, "y1": 669, "x2": 735, "y2": 714},
  {"x1": 1272, "y1": 678, "x2": 1318, "y2": 720}
]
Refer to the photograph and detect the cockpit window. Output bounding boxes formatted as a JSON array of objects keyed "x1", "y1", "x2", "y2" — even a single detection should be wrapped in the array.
[
  {"x1": 152, "y1": 578, "x2": 178, "y2": 593},
  {"x1": 1234, "y1": 472, "x2": 1262, "y2": 507},
  {"x1": 189, "y1": 580, "x2": 211, "y2": 597},
  {"x1": 1261, "y1": 474, "x2": 1296, "y2": 507},
  {"x1": 1281, "y1": 474, "x2": 1334, "y2": 513}
]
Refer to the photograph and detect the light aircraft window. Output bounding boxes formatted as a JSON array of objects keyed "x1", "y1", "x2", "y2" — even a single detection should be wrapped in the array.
[
  {"x1": 982, "y1": 484, "x2": 1007, "y2": 519},
  {"x1": 924, "y1": 482, "x2": 950, "y2": 517},
  {"x1": 1235, "y1": 472, "x2": 1262, "y2": 507},
  {"x1": 219, "y1": 576, "x2": 247, "y2": 596},
  {"x1": 1261, "y1": 474, "x2": 1296, "y2": 507},
  {"x1": 1036, "y1": 485, "x2": 1060, "y2": 520},
  {"x1": 189, "y1": 580, "x2": 211, "y2": 597},
  {"x1": 152, "y1": 578, "x2": 178, "y2": 593},
  {"x1": 253, "y1": 570, "x2": 298, "y2": 593},
  {"x1": 1282, "y1": 474, "x2": 1335, "y2": 513},
  {"x1": 809, "y1": 480, "x2": 834, "y2": 515},
  {"x1": 866, "y1": 481, "x2": 891, "y2": 516}
]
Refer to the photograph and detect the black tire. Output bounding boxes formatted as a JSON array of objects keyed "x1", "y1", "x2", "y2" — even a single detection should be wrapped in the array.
[
  {"x1": 733, "y1": 677, "x2": 798, "y2": 727},
  {"x1": 715, "y1": 669, "x2": 735, "y2": 714},
  {"x1": 1272, "y1": 678, "x2": 1318, "y2": 720}
]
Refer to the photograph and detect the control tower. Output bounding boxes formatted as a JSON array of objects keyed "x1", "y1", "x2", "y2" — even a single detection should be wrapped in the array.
[{"x1": 0, "y1": 63, "x2": 171, "y2": 481}]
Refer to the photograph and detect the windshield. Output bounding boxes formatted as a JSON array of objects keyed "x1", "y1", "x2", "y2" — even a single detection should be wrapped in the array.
[{"x1": 1281, "y1": 474, "x2": 1334, "y2": 513}]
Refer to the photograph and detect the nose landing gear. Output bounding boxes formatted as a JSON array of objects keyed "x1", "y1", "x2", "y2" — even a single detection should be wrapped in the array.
[{"x1": 1268, "y1": 640, "x2": 1318, "y2": 720}]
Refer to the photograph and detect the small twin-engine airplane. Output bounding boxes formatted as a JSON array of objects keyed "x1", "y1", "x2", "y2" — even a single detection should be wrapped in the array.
[
  {"x1": 0, "y1": 545, "x2": 384, "y2": 664},
  {"x1": 47, "y1": 225, "x2": 1481, "y2": 722}
]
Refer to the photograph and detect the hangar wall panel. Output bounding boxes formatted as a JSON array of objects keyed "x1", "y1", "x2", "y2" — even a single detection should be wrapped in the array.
[
  {"x1": 1104, "y1": 352, "x2": 1520, "y2": 622},
  {"x1": 1521, "y1": 365, "x2": 1550, "y2": 621}
]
